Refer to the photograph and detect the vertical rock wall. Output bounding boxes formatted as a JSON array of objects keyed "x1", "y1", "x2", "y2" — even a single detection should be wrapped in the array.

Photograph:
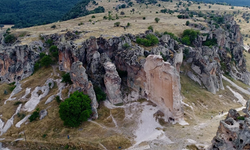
[{"x1": 144, "y1": 55, "x2": 183, "y2": 122}]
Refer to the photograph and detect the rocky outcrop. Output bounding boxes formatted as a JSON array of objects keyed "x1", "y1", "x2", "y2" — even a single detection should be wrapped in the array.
[
  {"x1": 144, "y1": 55, "x2": 183, "y2": 122},
  {"x1": 0, "y1": 44, "x2": 40, "y2": 83},
  {"x1": 187, "y1": 46, "x2": 224, "y2": 94},
  {"x1": 103, "y1": 62, "x2": 123, "y2": 105},
  {"x1": 70, "y1": 61, "x2": 98, "y2": 119},
  {"x1": 211, "y1": 101, "x2": 250, "y2": 150}
]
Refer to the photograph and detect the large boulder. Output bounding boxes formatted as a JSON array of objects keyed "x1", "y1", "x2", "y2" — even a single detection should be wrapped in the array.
[
  {"x1": 144, "y1": 55, "x2": 183, "y2": 123},
  {"x1": 70, "y1": 61, "x2": 98, "y2": 119},
  {"x1": 103, "y1": 62, "x2": 123, "y2": 104}
]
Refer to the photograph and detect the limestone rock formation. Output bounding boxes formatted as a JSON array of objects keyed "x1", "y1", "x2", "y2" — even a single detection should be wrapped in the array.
[
  {"x1": 70, "y1": 61, "x2": 98, "y2": 119},
  {"x1": 103, "y1": 61, "x2": 123, "y2": 105},
  {"x1": 0, "y1": 45, "x2": 40, "y2": 83},
  {"x1": 144, "y1": 55, "x2": 183, "y2": 122},
  {"x1": 211, "y1": 100, "x2": 250, "y2": 150}
]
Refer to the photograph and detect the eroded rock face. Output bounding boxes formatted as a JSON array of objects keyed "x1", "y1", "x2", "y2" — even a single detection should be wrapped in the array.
[
  {"x1": 211, "y1": 101, "x2": 250, "y2": 150},
  {"x1": 103, "y1": 61, "x2": 123, "y2": 104},
  {"x1": 0, "y1": 45, "x2": 40, "y2": 83},
  {"x1": 188, "y1": 46, "x2": 224, "y2": 94},
  {"x1": 70, "y1": 61, "x2": 98, "y2": 119},
  {"x1": 144, "y1": 55, "x2": 183, "y2": 122}
]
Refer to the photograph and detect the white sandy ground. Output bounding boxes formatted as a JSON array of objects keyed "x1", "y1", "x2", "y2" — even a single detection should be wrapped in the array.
[
  {"x1": 21, "y1": 88, "x2": 31, "y2": 99},
  {"x1": 15, "y1": 115, "x2": 31, "y2": 128},
  {"x1": 0, "y1": 104, "x2": 22, "y2": 136},
  {"x1": 4, "y1": 83, "x2": 22, "y2": 104}
]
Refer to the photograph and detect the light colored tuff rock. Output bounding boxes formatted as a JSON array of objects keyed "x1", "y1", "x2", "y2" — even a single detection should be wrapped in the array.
[
  {"x1": 187, "y1": 71, "x2": 202, "y2": 86},
  {"x1": 103, "y1": 61, "x2": 123, "y2": 105},
  {"x1": 211, "y1": 101, "x2": 250, "y2": 150},
  {"x1": 144, "y1": 55, "x2": 183, "y2": 123},
  {"x1": 70, "y1": 61, "x2": 98, "y2": 119},
  {"x1": 39, "y1": 109, "x2": 47, "y2": 120}
]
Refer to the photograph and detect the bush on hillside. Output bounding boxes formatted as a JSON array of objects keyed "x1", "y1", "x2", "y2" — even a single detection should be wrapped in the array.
[
  {"x1": 181, "y1": 29, "x2": 200, "y2": 46},
  {"x1": 29, "y1": 108, "x2": 40, "y2": 122},
  {"x1": 59, "y1": 91, "x2": 92, "y2": 127},
  {"x1": 40, "y1": 55, "x2": 52, "y2": 67},
  {"x1": 136, "y1": 34, "x2": 159, "y2": 47},
  {"x1": 61, "y1": 73, "x2": 73, "y2": 84},
  {"x1": 94, "y1": 86, "x2": 106, "y2": 102}
]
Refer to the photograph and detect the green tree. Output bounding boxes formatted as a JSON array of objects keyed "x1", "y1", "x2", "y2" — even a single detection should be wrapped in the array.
[
  {"x1": 40, "y1": 55, "x2": 52, "y2": 67},
  {"x1": 59, "y1": 91, "x2": 92, "y2": 127},
  {"x1": 155, "y1": 17, "x2": 160, "y2": 23},
  {"x1": 198, "y1": 6, "x2": 201, "y2": 9},
  {"x1": 186, "y1": 21, "x2": 190, "y2": 26}
]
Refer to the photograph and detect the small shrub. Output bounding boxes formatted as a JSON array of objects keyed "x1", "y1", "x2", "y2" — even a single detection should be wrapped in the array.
[
  {"x1": 186, "y1": 21, "x2": 190, "y2": 26},
  {"x1": 34, "y1": 62, "x2": 40, "y2": 72},
  {"x1": 160, "y1": 52, "x2": 167, "y2": 61},
  {"x1": 14, "y1": 101, "x2": 22, "y2": 105},
  {"x1": 29, "y1": 108, "x2": 40, "y2": 122},
  {"x1": 45, "y1": 39, "x2": 53, "y2": 47},
  {"x1": 56, "y1": 96, "x2": 61, "y2": 104},
  {"x1": 9, "y1": 85, "x2": 16, "y2": 92},
  {"x1": 94, "y1": 86, "x2": 106, "y2": 102},
  {"x1": 51, "y1": 25, "x2": 56, "y2": 29},
  {"x1": 49, "y1": 45, "x2": 59, "y2": 59},
  {"x1": 42, "y1": 134, "x2": 47, "y2": 138},
  {"x1": 237, "y1": 116, "x2": 245, "y2": 120},
  {"x1": 103, "y1": 16, "x2": 108, "y2": 20},
  {"x1": 155, "y1": 17, "x2": 160, "y2": 23},
  {"x1": 40, "y1": 53, "x2": 46, "y2": 59},
  {"x1": 127, "y1": 22, "x2": 131, "y2": 27},
  {"x1": 143, "y1": 17, "x2": 146, "y2": 20},
  {"x1": 17, "y1": 113, "x2": 26, "y2": 119},
  {"x1": 148, "y1": 25, "x2": 153, "y2": 32},
  {"x1": 114, "y1": 22, "x2": 120, "y2": 27},
  {"x1": 91, "y1": 15, "x2": 95, "y2": 18},
  {"x1": 62, "y1": 73, "x2": 73, "y2": 84},
  {"x1": 123, "y1": 43, "x2": 130, "y2": 49}
]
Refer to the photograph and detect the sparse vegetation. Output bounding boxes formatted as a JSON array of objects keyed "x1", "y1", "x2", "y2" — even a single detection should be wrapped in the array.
[{"x1": 59, "y1": 91, "x2": 92, "y2": 127}]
